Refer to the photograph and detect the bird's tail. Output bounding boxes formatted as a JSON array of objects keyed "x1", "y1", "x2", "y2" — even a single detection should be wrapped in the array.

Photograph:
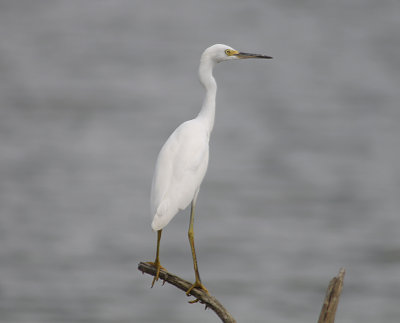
[{"x1": 151, "y1": 200, "x2": 178, "y2": 231}]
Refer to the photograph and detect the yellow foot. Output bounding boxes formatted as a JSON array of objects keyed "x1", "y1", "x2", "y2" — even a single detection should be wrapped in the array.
[
  {"x1": 145, "y1": 261, "x2": 166, "y2": 287},
  {"x1": 186, "y1": 280, "x2": 209, "y2": 303},
  {"x1": 186, "y1": 280, "x2": 208, "y2": 303}
]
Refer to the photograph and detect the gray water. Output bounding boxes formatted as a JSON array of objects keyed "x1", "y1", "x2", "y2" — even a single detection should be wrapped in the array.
[{"x1": 1, "y1": 1, "x2": 400, "y2": 322}]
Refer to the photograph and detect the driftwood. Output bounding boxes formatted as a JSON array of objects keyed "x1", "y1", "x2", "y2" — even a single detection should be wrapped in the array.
[
  {"x1": 318, "y1": 268, "x2": 346, "y2": 323},
  {"x1": 139, "y1": 262, "x2": 345, "y2": 323}
]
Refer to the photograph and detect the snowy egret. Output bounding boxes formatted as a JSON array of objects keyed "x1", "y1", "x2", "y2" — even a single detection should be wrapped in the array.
[{"x1": 147, "y1": 44, "x2": 272, "y2": 296}]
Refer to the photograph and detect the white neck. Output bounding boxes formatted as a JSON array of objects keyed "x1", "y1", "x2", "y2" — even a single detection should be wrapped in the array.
[{"x1": 196, "y1": 55, "x2": 217, "y2": 135}]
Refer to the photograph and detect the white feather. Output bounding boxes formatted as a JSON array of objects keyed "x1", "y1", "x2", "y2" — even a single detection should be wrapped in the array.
[
  {"x1": 149, "y1": 44, "x2": 271, "y2": 232},
  {"x1": 151, "y1": 119, "x2": 209, "y2": 231}
]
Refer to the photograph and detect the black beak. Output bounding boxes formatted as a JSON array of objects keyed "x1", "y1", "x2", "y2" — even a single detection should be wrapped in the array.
[{"x1": 235, "y1": 52, "x2": 273, "y2": 59}]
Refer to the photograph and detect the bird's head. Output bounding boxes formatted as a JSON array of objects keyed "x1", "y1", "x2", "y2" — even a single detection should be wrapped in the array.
[{"x1": 202, "y1": 44, "x2": 272, "y2": 63}]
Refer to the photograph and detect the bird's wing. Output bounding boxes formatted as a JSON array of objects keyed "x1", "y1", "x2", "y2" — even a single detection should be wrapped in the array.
[{"x1": 151, "y1": 120, "x2": 209, "y2": 230}]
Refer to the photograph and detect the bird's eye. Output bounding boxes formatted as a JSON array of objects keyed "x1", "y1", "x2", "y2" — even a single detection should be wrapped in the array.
[{"x1": 225, "y1": 49, "x2": 232, "y2": 56}]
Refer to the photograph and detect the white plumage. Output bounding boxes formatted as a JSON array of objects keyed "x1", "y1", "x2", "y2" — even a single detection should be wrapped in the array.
[
  {"x1": 147, "y1": 44, "x2": 272, "y2": 294},
  {"x1": 151, "y1": 119, "x2": 209, "y2": 230}
]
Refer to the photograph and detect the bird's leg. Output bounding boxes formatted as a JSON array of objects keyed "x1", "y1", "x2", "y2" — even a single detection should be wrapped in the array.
[
  {"x1": 145, "y1": 229, "x2": 165, "y2": 287},
  {"x1": 186, "y1": 201, "x2": 209, "y2": 298}
]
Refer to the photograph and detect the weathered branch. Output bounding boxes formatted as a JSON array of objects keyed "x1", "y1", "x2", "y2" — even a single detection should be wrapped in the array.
[
  {"x1": 318, "y1": 268, "x2": 346, "y2": 323},
  {"x1": 140, "y1": 262, "x2": 345, "y2": 323},
  {"x1": 138, "y1": 262, "x2": 236, "y2": 323}
]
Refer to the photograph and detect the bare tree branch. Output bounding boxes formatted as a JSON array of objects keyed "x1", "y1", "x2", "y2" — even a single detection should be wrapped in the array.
[
  {"x1": 140, "y1": 262, "x2": 345, "y2": 323},
  {"x1": 318, "y1": 268, "x2": 346, "y2": 323},
  {"x1": 138, "y1": 262, "x2": 237, "y2": 323}
]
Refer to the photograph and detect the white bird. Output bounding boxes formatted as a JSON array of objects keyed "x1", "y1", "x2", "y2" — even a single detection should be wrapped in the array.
[{"x1": 148, "y1": 44, "x2": 272, "y2": 296}]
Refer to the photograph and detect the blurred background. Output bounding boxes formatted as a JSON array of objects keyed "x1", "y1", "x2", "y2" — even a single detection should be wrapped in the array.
[{"x1": 1, "y1": 0, "x2": 400, "y2": 322}]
